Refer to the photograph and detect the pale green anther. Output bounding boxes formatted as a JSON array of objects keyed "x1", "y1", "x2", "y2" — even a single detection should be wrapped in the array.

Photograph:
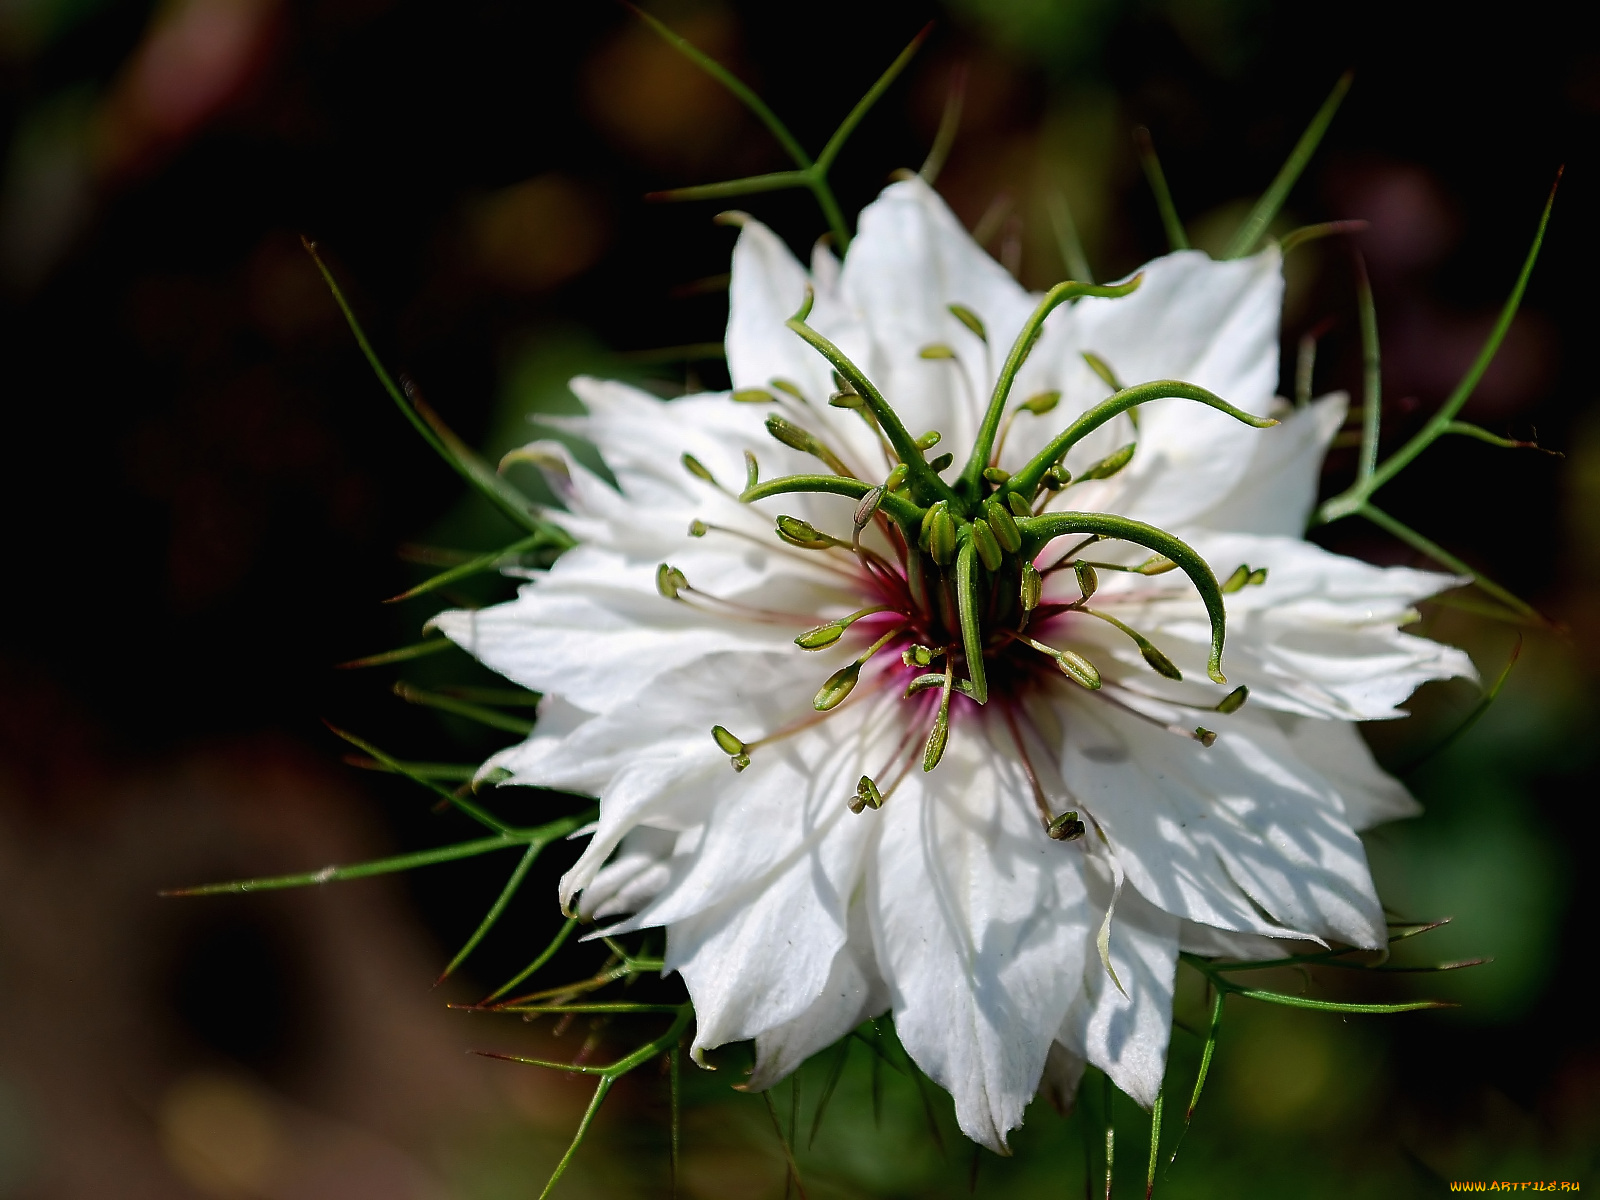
[
  {"x1": 929, "y1": 507, "x2": 956, "y2": 565},
  {"x1": 923, "y1": 704, "x2": 950, "y2": 772},
  {"x1": 1194, "y1": 727, "x2": 1218, "y2": 747},
  {"x1": 1057, "y1": 649, "x2": 1101, "y2": 690},
  {"x1": 983, "y1": 466, "x2": 1011, "y2": 485},
  {"x1": 731, "y1": 752, "x2": 751, "y2": 772},
  {"x1": 1142, "y1": 643, "x2": 1183, "y2": 680},
  {"x1": 947, "y1": 303, "x2": 986, "y2": 341},
  {"x1": 795, "y1": 622, "x2": 846, "y2": 650},
  {"x1": 919, "y1": 344, "x2": 956, "y2": 359},
  {"x1": 903, "y1": 643, "x2": 934, "y2": 667},
  {"x1": 814, "y1": 662, "x2": 861, "y2": 710},
  {"x1": 681, "y1": 453, "x2": 716, "y2": 483},
  {"x1": 929, "y1": 452, "x2": 954, "y2": 473},
  {"x1": 776, "y1": 515, "x2": 834, "y2": 550},
  {"x1": 857, "y1": 774, "x2": 883, "y2": 812},
  {"x1": 766, "y1": 414, "x2": 819, "y2": 454},
  {"x1": 1075, "y1": 560, "x2": 1099, "y2": 600},
  {"x1": 972, "y1": 519, "x2": 1002, "y2": 570},
  {"x1": 885, "y1": 464, "x2": 908, "y2": 491},
  {"x1": 828, "y1": 390, "x2": 865, "y2": 409},
  {"x1": 744, "y1": 450, "x2": 759, "y2": 490},
  {"x1": 1221, "y1": 564, "x2": 1251, "y2": 594},
  {"x1": 1081, "y1": 351, "x2": 1124, "y2": 392},
  {"x1": 688, "y1": 519, "x2": 708, "y2": 537},
  {"x1": 1006, "y1": 491, "x2": 1032, "y2": 517},
  {"x1": 1079, "y1": 442, "x2": 1136, "y2": 481},
  {"x1": 711, "y1": 725, "x2": 746, "y2": 755},
  {"x1": 1045, "y1": 465, "x2": 1072, "y2": 490},
  {"x1": 1020, "y1": 563, "x2": 1042, "y2": 612},
  {"x1": 1135, "y1": 555, "x2": 1177, "y2": 575},
  {"x1": 733, "y1": 387, "x2": 776, "y2": 403},
  {"x1": 656, "y1": 563, "x2": 688, "y2": 599},
  {"x1": 916, "y1": 430, "x2": 942, "y2": 450},
  {"x1": 1020, "y1": 390, "x2": 1061, "y2": 416},
  {"x1": 1048, "y1": 811, "x2": 1086, "y2": 841},
  {"x1": 771, "y1": 378, "x2": 805, "y2": 400},
  {"x1": 854, "y1": 485, "x2": 885, "y2": 529},
  {"x1": 1216, "y1": 686, "x2": 1249, "y2": 714},
  {"x1": 1248, "y1": 567, "x2": 1269, "y2": 586},
  {"x1": 982, "y1": 497, "x2": 1021, "y2": 552}
]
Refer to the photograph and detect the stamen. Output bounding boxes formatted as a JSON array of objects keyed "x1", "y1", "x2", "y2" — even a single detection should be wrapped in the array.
[
  {"x1": 1074, "y1": 560, "x2": 1099, "y2": 600},
  {"x1": 848, "y1": 774, "x2": 885, "y2": 813},
  {"x1": 795, "y1": 606, "x2": 892, "y2": 650},
  {"x1": 766, "y1": 414, "x2": 855, "y2": 478},
  {"x1": 1010, "y1": 632, "x2": 1102, "y2": 690},
  {"x1": 918, "y1": 344, "x2": 955, "y2": 360},
  {"x1": 992, "y1": 389, "x2": 1060, "y2": 467},
  {"x1": 928, "y1": 452, "x2": 954, "y2": 473},
  {"x1": 902, "y1": 643, "x2": 936, "y2": 667},
  {"x1": 928, "y1": 505, "x2": 956, "y2": 565},
  {"x1": 1019, "y1": 563, "x2": 1042, "y2": 619},
  {"x1": 1221, "y1": 563, "x2": 1271, "y2": 593},
  {"x1": 1074, "y1": 442, "x2": 1136, "y2": 482},
  {"x1": 922, "y1": 657, "x2": 954, "y2": 771},
  {"x1": 946, "y1": 303, "x2": 987, "y2": 341},
  {"x1": 744, "y1": 451, "x2": 759, "y2": 490},
  {"x1": 658, "y1": 563, "x2": 822, "y2": 625},
  {"x1": 1090, "y1": 685, "x2": 1221, "y2": 746},
  {"x1": 1081, "y1": 351, "x2": 1125, "y2": 392},
  {"x1": 733, "y1": 388, "x2": 776, "y2": 403},
  {"x1": 710, "y1": 725, "x2": 752, "y2": 772},
  {"x1": 814, "y1": 627, "x2": 902, "y2": 711},
  {"x1": 1081, "y1": 607, "x2": 1184, "y2": 680}
]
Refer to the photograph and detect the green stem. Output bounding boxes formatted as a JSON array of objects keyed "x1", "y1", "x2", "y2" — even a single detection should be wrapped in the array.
[
  {"x1": 436, "y1": 841, "x2": 542, "y2": 983},
  {"x1": 1134, "y1": 127, "x2": 1188, "y2": 252},
  {"x1": 485, "y1": 916, "x2": 579, "y2": 1002},
  {"x1": 1354, "y1": 252, "x2": 1381, "y2": 484},
  {"x1": 162, "y1": 834, "x2": 528, "y2": 896},
  {"x1": 627, "y1": 5, "x2": 813, "y2": 169},
  {"x1": 1356, "y1": 503, "x2": 1540, "y2": 621},
  {"x1": 957, "y1": 277, "x2": 1145, "y2": 500},
  {"x1": 387, "y1": 532, "x2": 553, "y2": 604},
  {"x1": 326, "y1": 722, "x2": 513, "y2": 834},
  {"x1": 1316, "y1": 173, "x2": 1559, "y2": 524},
  {"x1": 1224, "y1": 72, "x2": 1352, "y2": 259}
]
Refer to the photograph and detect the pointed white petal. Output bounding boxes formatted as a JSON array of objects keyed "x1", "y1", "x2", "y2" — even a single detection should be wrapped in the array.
[
  {"x1": 1059, "y1": 869, "x2": 1180, "y2": 1108},
  {"x1": 867, "y1": 712, "x2": 1092, "y2": 1152},
  {"x1": 843, "y1": 178, "x2": 1037, "y2": 447},
  {"x1": 1058, "y1": 694, "x2": 1386, "y2": 948},
  {"x1": 747, "y1": 895, "x2": 890, "y2": 1090},
  {"x1": 581, "y1": 826, "x2": 677, "y2": 920},
  {"x1": 1275, "y1": 713, "x2": 1421, "y2": 830},
  {"x1": 1197, "y1": 392, "x2": 1347, "y2": 536},
  {"x1": 1096, "y1": 531, "x2": 1476, "y2": 721},
  {"x1": 1021, "y1": 248, "x2": 1285, "y2": 527}
]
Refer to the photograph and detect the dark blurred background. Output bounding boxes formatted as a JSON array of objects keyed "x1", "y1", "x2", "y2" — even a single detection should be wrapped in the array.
[{"x1": 2, "y1": 0, "x2": 1598, "y2": 1195}]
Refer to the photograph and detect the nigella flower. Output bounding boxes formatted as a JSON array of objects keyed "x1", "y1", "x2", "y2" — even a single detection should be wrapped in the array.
[{"x1": 433, "y1": 178, "x2": 1472, "y2": 1150}]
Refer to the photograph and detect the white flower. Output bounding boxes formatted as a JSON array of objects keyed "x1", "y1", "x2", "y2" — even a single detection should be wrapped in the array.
[{"x1": 433, "y1": 178, "x2": 1473, "y2": 1151}]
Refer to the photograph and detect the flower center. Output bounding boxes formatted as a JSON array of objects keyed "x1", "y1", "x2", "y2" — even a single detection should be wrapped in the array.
[{"x1": 664, "y1": 282, "x2": 1277, "y2": 836}]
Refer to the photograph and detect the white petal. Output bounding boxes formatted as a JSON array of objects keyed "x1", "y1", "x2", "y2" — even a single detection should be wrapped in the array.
[
  {"x1": 1177, "y1": 921, "x2": 1309, "y2": 958},
  {"x1": 842, "y1": 178, "x2": 1037, "y2": 448},
  {"x1": 1025, "y1": 248, "x2": 1285, "y2": 528},
  {"x1": 1197, "y1": 392, "x2": 1347, "y2": 536},
  {"x1": 867, "y1": 710, "x2": 1092, "y2": 1152},
  {"x1": 747, "y1": 894, "x2": 890, "y2": 1090},
  {"x1": 581, "y1": 826, "x2": 677, "y2": 920},
  {"x1": 1090, "y1": 531, "x2": 1476, "y2": 720},
  {"x1": 666, "y1": 802, "x2": 871, "y2": 1059},
  {"x1": 1059, "y1": 869, "x2": 1179, "y2": 1108},
  {"x1": 1275, "y1": 714, "x2": 1421, "y2": 830},
  {"x1": 1058, "y1": 694, "x2": 1386, "y2": 948}
]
